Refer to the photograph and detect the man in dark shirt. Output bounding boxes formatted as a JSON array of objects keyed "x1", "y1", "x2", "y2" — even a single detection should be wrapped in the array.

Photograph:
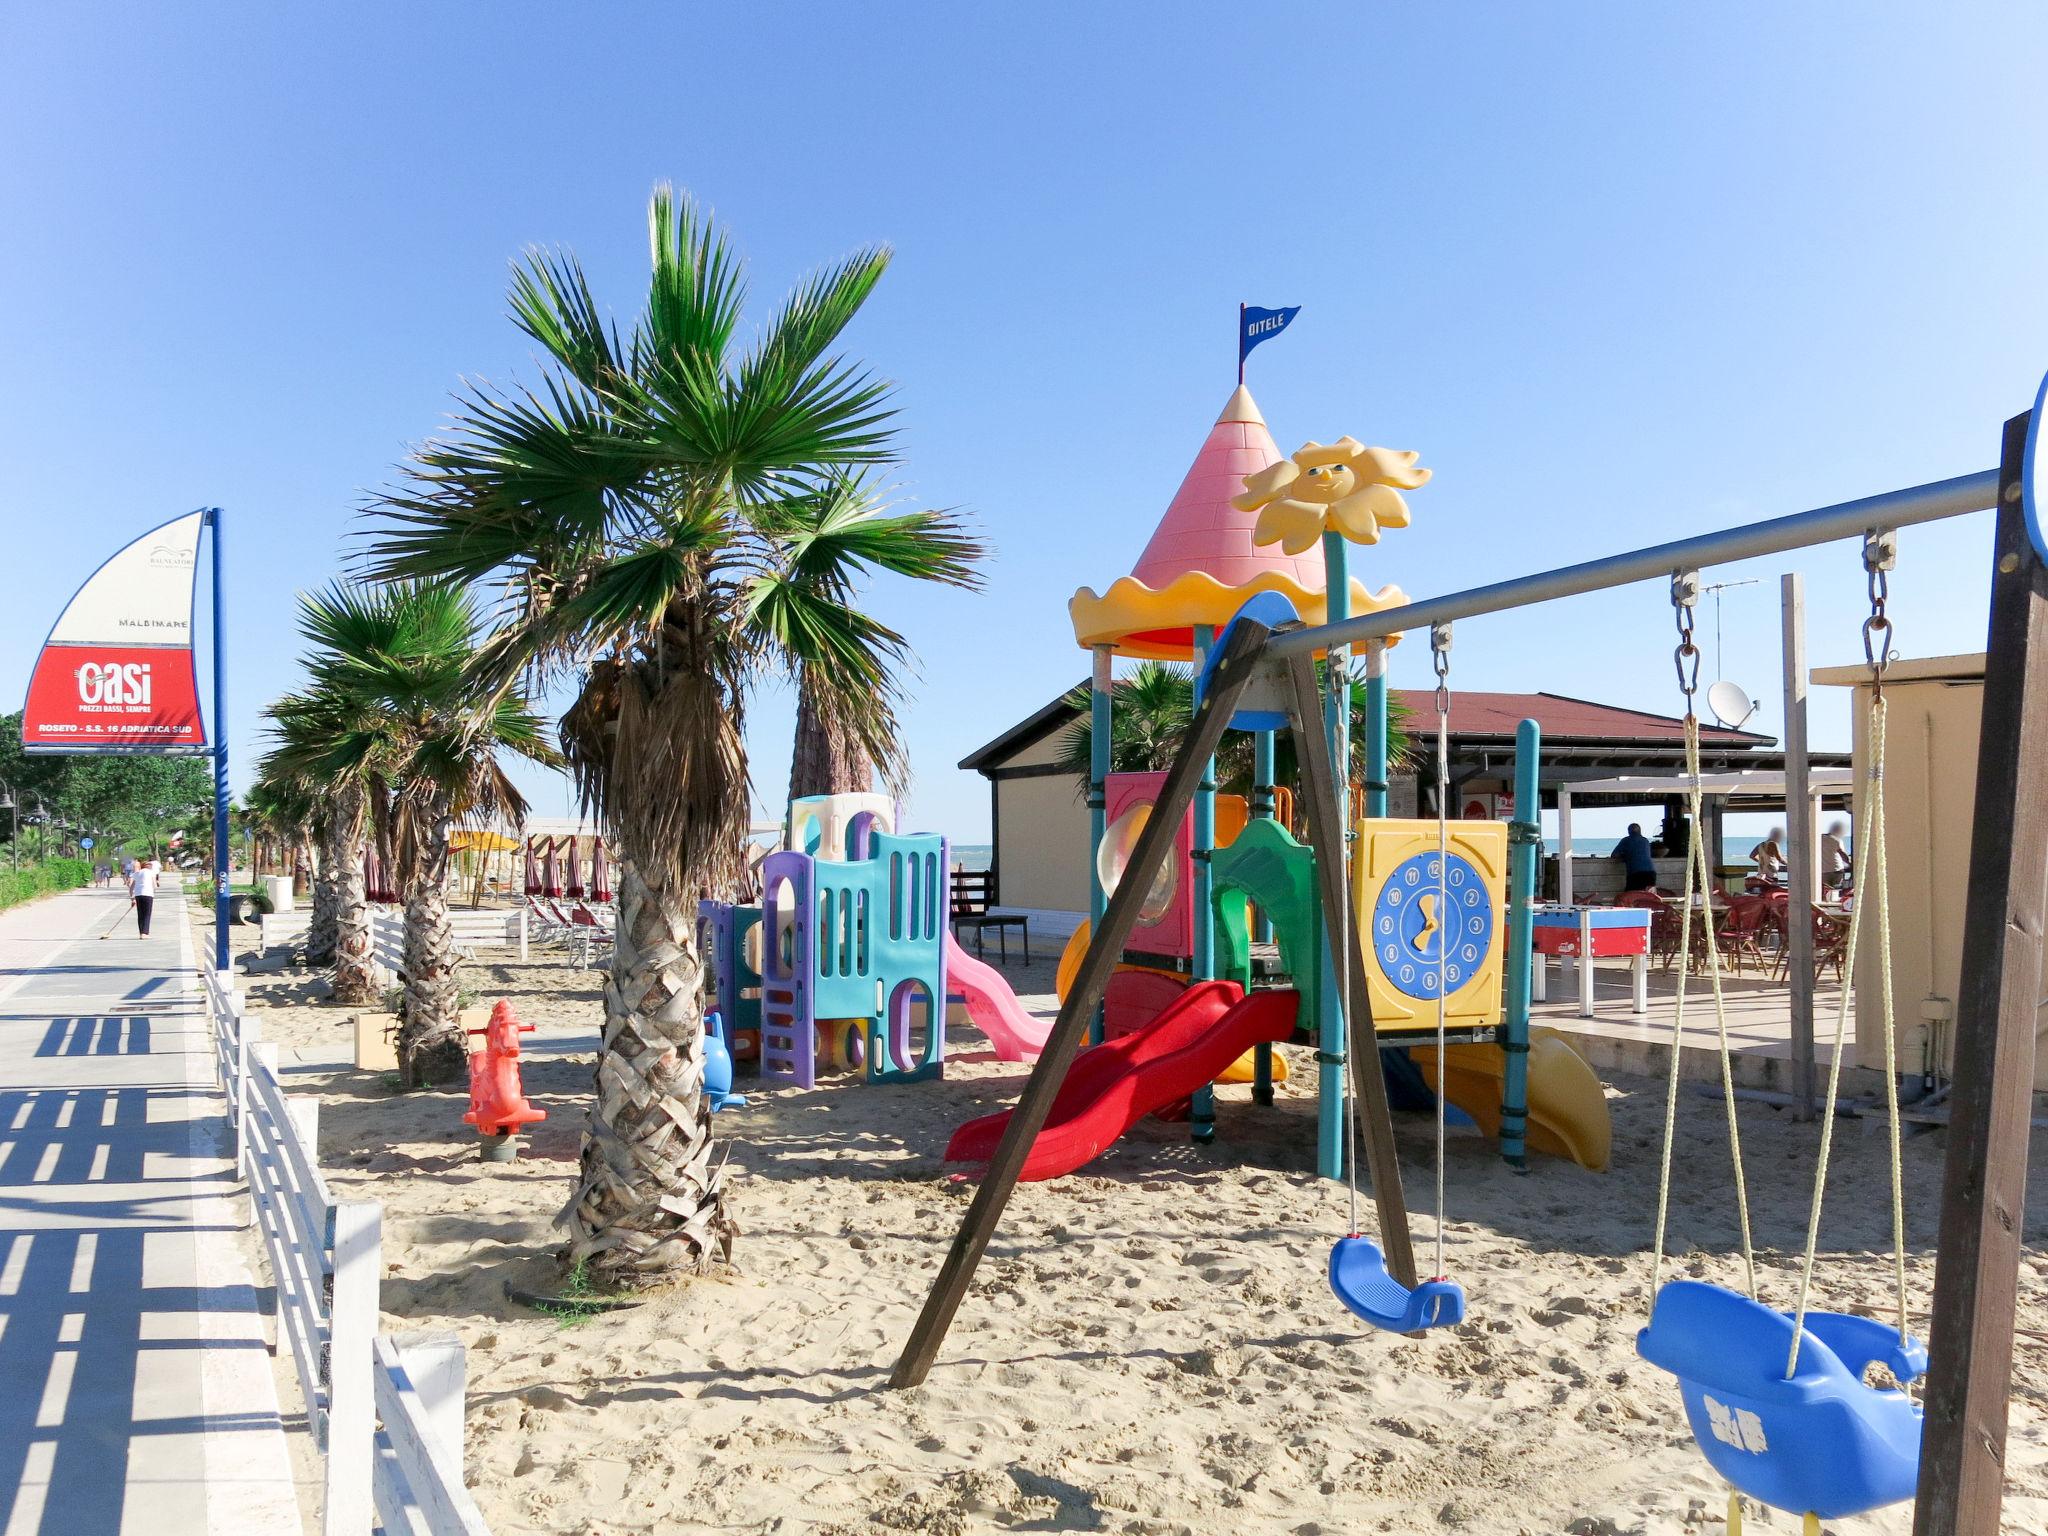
[{"x1": 1612, "y1": 823, "x2": 1658, "y2": 892}]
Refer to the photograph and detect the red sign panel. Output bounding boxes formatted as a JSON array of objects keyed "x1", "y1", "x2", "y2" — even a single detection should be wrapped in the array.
[
  {"x1": 22, "y1": 510, "x2": 209, "y2": 756},
  {"x1": 22, "y1": 643, "x2": 206, "y2": 751}
]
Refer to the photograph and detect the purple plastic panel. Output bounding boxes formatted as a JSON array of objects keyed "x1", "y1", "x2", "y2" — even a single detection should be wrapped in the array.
[{"x1": 757, "y1": 850, "x2": 817, "y2": 1089}]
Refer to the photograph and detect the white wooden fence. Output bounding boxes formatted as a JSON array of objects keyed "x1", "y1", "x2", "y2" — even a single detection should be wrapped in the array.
[
  {"x1": 257, "y1": 907, "x2": 532, "y2": 970},
  {"x1": 203, "y1": 967, "x2": 493, "y2": 1535}
]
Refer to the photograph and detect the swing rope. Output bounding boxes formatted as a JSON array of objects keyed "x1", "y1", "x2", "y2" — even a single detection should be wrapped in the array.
[
  {"x1": 1786, "y1": 537, "x2": 1910, "y2": 1375},
  {"x1": 1650, "y1": 578, "x2": 1759, "y2": 1308},
  {"x1": 1431, "y1": 623, "x2": 1453, "y2": 1279}
]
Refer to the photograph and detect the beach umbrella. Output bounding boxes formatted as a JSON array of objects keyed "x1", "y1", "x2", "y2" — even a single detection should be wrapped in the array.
[
  {"x1": 564, "y1": 834, "x2": 586, "y2": 899},
  {"x1": 523, "y1": 837, "x2": 540, "y2": 896},
  {"x1": 542, "y1": 836, "x2": 562, "y2": 898},
  {"x1": 590, "y1": 839, "x2": 611, "y2": 903}
]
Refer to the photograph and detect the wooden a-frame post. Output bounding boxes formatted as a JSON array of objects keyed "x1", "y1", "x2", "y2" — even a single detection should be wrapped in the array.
[
  {"x1": 1913, "y1": 411, "x2": 2048, "y2": 1534},
  {"x1": 1283, "y1": 649, "x2": 1418, "y2": 1284},
  {"x1": 889, "y1": 616, "x2": 1417, "y2": 1387}
]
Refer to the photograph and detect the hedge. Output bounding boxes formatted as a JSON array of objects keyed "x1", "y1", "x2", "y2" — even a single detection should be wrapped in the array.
[{"x1": 0, "y1": 858, "x2": 94, "y2": 914}]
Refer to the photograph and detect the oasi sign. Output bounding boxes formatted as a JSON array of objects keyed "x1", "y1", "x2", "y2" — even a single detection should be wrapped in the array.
[{"x1": 22, "y1": 510, "x2": 208, "y2": 753}]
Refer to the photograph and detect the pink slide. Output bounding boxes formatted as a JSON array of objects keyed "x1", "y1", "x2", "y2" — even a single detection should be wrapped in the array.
[
  {"x1": 945, "y1": 982, "x2": 1299, "y2": 1182},
  {"x1": 945, "y1": 934, "x2": 1051, "y2": 1061}
]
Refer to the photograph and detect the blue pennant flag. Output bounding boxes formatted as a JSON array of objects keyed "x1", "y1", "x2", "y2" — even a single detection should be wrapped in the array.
[{"x1": 1240, "y1": 304, "x2": 1301, "y2": 366}]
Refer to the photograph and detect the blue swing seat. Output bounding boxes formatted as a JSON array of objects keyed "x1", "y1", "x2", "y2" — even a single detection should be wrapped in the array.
[
  {"x1": 1329, "y1": 1236, "x2": 1466, "y2": 1333},
  {"x1": 1636, "y1": 1281, "x2": 1926, "y2": 1520}
]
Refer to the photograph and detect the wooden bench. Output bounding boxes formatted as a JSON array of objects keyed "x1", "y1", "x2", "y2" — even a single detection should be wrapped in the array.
[{"x1": 950, "y1": 868, "x2": 1028, "y2": 965}]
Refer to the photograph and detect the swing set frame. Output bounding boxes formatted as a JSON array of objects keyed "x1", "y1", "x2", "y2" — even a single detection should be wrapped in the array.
[{"x1": 890, "y1": 410, "x2": 2043, "y2": 1536}]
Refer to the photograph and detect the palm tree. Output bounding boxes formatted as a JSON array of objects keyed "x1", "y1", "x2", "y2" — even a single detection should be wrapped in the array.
[
  {"x1": 273, "y1": 583, "x2": 560, "y2": 1081},
  {"x1": 241, "y1": 774, "x2": 318, "y2": 905},
  {"x1": 260, "y1": 689, "x2": 378, "y2": 1003},
  {"x1": 1054, "y1": 660, "x2": 1412, "y2": 810},
  {"x1": 362, "y1": 186, "x2": 984, "y2": 1285}
]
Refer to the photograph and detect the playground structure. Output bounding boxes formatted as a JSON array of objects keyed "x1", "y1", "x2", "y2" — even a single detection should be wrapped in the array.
[
  {"x1": 1040, "y1": 385, "x2": 1608, "y2": 1176},
  {"x1": 890, "y1": 378, "x2": 2046, "y2": 1536},
  {"x1": 697, "y1": 792, "x2": 1048, "y2": 1091}
]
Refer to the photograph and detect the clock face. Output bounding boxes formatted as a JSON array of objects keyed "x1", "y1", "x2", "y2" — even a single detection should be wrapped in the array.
[{"x1": 1371, "y1": 851, "x2": 1496, "y2": 1000}]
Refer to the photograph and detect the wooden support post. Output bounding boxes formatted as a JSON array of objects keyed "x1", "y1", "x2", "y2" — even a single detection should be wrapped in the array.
[
  {"x1": 889, "y1": 618, "x2": 1273, "y2": 1389},
  {"x1": 1913, "y1": 413, "x2": 2048, "y2": 1535},
  {"x1": 1781, "y1": 571, "x2": 1817, "y2": 1120},
  {"x1": 1284, "y1": 652, "x2": 1419, "y2": 1286}
]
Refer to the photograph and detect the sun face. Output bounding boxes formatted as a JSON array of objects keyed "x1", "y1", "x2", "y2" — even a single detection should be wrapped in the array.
[{"x1": 1230, "y1": 436, "x2": 1431, "y2": 554}]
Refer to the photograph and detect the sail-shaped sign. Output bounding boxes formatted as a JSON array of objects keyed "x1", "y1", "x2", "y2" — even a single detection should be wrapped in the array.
[{"x1": 21, "y1": 510, "x2": 209, "y2": 753}]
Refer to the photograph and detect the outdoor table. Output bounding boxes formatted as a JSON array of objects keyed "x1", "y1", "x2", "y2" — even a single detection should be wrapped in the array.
[{"x1": 1531, "y1": 905, "x2": 1652, "y2": 1018}]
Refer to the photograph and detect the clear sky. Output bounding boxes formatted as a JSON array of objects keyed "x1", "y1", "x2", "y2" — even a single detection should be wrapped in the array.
[{"x1": 4, "y1": 3, "x2": 2044, "y2": 849}]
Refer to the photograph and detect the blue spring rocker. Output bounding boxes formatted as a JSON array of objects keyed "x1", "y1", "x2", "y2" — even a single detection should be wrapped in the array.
[
  {"x1": 1635, "y1": 1280, "x2": 1925, "y2": 1521},
  {"x1": 1328, "y1": 1236, "x2": 1466, "y2": 1333}
]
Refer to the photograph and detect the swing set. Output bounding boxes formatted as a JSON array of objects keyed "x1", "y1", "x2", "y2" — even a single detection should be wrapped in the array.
[{"x1": 889, "y1": 388, "x2": 2048, "y2": 1536}]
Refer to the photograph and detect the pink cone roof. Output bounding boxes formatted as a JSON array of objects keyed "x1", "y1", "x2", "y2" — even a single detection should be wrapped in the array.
[
  {"x1": 1129, "y1": 385, "x2": 1324, "y2": 592},
  {"x1": 1069, "y1": 384, "x2": 1404, "y2": 659}
]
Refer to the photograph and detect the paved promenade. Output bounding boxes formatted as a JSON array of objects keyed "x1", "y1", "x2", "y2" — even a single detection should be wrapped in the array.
[{"x1": 0, "y1": 882, "x2": 300, "y2": 1535}]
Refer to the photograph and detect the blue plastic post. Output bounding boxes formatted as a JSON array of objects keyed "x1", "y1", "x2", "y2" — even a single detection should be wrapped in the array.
[
  {"x1": 1088, "y1": 646, "x2": 1111, "y2": 1046},
  {"x1": 1191, "y1": 624, "x2": 1218, "y2": 1142},
  {"x1": 1501, "y1": 718, "x2": 1540, "y2": 1170},
  {"x1": 208, "y1": 508, "x2": 230, "y2": 971},
  {"x1": 1316, "y1": 531, "x2": 1351, "y2": 1182}
]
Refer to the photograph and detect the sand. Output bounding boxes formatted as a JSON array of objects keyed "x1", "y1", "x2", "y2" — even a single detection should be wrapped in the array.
[{"x1": 223, "y1": 913, "x2": 2048, "y2": 1536}]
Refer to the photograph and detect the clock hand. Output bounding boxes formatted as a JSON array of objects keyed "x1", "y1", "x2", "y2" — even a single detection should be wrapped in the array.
[{"x1": 1415, "y1": 892, "x2": 1441, "y2": 956}]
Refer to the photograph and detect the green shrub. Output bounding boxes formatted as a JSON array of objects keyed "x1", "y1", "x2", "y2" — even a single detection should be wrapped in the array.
[{"x1": 0, "y1": 857, "x2": 93, "y2": 913}]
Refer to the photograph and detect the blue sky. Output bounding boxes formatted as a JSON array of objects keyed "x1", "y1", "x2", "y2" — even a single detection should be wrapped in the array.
[{"x1": 4, "y1": 3, "x2": 2044, "y2": 848}]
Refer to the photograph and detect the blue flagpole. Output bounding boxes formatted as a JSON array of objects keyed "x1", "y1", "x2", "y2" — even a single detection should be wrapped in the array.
[{"x1": 208, "y1": 507, "x2": 229, "y2": 970}]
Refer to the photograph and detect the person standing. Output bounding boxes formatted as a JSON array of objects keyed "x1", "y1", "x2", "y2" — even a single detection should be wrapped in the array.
[
  {"x1": 128, "y1": 858, "x2": 158, "y2": 937},
  {"x1": 1611, "y1": 822, "x2": 1659, "y2": 892}
]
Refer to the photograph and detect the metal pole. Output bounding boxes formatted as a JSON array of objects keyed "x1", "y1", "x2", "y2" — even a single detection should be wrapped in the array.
[
  {"x1": 1780, "y1": 572, "x2": 1817, "y2": 1119},
  {"x1": 208, "y1": 508, "x2": 230, "y2": 970},
  {"x1": 1363, "y1": 639, "x2": 1389, "y2": 818},
  {"x1": 1190, "y1": 623, "x2": 1217, "y2": 1143},
  {"x1": 1088, "y1": 645, "x2": 1112, "y2": 1047},
  {"x1": 1317, "y1": 531, "x2": 1351, "y2": 1182},
  {"x1": 1501, "y1": 719, "x2": 1541, "y2": 1169},
  {"x1": 1268, "y1": 471, "x2": 1998, "y2": 659}
]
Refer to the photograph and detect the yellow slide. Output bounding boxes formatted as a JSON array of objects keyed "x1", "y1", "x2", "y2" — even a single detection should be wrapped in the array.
[
  {"x1": 1054, "y1": 920, "x2": 1286, "y2": 1085},
  {"x1": 1411, "y1": 1028, "x2": 1611, "y2": 1172}
]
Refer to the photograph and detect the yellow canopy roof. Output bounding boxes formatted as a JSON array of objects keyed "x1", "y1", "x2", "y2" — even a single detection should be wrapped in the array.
[{"x1": 451, "y1": 829, "x2": 520, "y2": 853}]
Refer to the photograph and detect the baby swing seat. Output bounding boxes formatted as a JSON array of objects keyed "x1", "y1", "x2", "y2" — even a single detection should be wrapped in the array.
[
  {"x1": 1329, "y1": 1236, "x2": 1466, "y2": 1333},
  {"x1": 1636, "y1": 1280, "x2": 1925, "y2": 1520}
]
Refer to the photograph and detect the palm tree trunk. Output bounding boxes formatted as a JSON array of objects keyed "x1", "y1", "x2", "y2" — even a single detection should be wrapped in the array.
[
  {"x1": 564, "y1": 853, "x2": 732, "y2": 1285},
  {"x1": 788, "y1": 679, "x2": 871, "y2": 801},
  {"x1": 330, "y1": 784, "x2": 376, "y2": 1006},
  {"x1": 397, "y1": 811, "x2": 464, "y2": 1087},
  {"x1": 306, "y1": 815, "x2": 340, "y2": 967}
]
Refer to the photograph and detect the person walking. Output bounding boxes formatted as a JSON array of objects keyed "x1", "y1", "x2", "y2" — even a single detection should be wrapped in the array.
[
  {"x1": 1611, "y1": 822, "x2": 1659, "y2": 892},
  {"x1": 128, "y1": 858, "x2": 158, "y2": 937}
]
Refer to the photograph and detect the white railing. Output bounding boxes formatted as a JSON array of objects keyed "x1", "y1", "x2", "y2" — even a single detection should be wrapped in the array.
[
  {"x1": 204, "y1": 965, "x2": 492, "y2": 1536},
  {"x1": 258, "y1": 907, "x2": 531, "y2": 970}
]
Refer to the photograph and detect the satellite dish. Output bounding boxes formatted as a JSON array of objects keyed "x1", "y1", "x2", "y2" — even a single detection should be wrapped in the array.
[{"x1": 1706, "y1": 680, "x2": 1758, "y2": 730}]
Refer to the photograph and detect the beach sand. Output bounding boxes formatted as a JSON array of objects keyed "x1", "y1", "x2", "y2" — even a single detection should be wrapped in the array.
[{"x1": 227, "y1": 918, "x2": 2048, "y2": 1535}]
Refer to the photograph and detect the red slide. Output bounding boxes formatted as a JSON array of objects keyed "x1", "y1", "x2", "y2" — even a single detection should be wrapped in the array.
[{"x1": 945, "y1": 982, "x2": 1300, "y2": 1182}]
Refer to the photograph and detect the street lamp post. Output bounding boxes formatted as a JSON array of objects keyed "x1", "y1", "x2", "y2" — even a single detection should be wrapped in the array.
[{"x1": 0, "y1": 783, "x2": 16, "y2": 875}]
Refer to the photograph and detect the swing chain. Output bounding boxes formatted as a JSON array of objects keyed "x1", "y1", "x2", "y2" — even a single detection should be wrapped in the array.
[
  {"x1": 1863, "y1": 529, "x2": 1898, "y2": 689},
  {"x1": 1671, "y1": 570, "x2": 1701, "y2": 701},
  {"x1": 1430, "y1": 622, "x2": 1452, "y2": 711}
]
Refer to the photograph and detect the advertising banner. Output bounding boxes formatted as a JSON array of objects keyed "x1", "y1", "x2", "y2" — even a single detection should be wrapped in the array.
[{"x1": 21, "y1": 510, "x2": 209, "y2": 753}]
